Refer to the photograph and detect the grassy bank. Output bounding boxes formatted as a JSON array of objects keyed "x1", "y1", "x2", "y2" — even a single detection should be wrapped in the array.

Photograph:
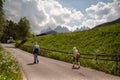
[{"x1": 0, "y1": 45, "x2": 22, "y2": 80}]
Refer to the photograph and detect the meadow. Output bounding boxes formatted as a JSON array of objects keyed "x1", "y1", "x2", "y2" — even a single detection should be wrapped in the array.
[{"x1": 0, "y1": 45, "x2": 22, "y2": 80}]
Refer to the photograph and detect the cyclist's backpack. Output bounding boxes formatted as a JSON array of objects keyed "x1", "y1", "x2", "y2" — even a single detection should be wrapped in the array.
[
  {"x1": 76, "y1": 53, "x2": 80, "y2": 58},
  {"x1": 34, "y1": 48, "x2": 39, "y2": 54}
]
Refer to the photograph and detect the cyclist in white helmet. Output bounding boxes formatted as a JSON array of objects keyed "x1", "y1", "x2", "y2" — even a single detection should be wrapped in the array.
[{"x1": 72, "y1": 47, "x2": 80, "y2": 69}]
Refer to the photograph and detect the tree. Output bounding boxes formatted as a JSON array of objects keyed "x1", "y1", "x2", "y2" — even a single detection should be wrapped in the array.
[
  {"x1": 1, "y1": 17, "x2": 31, "y2": 42},
  {"x1": 0, "y1": 0, "x2": 6, "y2": 41},
  {"x1": 1, "y1": 20, "x2": 17, "y2": 42},
  {"x1": 17, "y1": 17, "x2": 30, "y2": 40}
]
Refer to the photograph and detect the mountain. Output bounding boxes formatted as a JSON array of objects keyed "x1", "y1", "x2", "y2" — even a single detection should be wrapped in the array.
[
  {"x1": 75, "y1": 26, "x2": 90, "y2": 31},
  {"x1": 37, "y1": 26, "x2": 57, "y2": 36},
  {"x1": 41, "y1": 26, "x2": 57, "y2": 34},
  {"x1": 54, "y1": 25, "x2": 70, "y2": 33},
  {"x1": 80, "y1": 26, "x2": 90, "y2": 30},
  {"x1": 45, "y1": 30, "x2": 57, "y2": 34},
  {"x1": 41, "y1": 25, "x2": 70, "y2": 34},
  {"x1": 41, "y1": 26, "x2": 53, "y2": 34}
]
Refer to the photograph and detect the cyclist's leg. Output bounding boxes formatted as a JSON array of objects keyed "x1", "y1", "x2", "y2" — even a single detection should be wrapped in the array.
[
  {"x1": 36, "y1": 54, "x2": 39, "y2": 63},
  {"x1": 34, "y1": 54, "x2": 36, "y2": 63},
  {"x1": 72, "y1": 57, "x2": 75, "y2": 68},
  {"x1": 76, "y1": 58, "x2": 80, "y2": 68}
]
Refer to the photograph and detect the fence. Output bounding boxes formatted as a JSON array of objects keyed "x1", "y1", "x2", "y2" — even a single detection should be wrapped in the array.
[
  {"x1": 41, "y1": 48, "x2": 120, "y2": 61},
  {"x1": 41, "y1": 48, "x2": 120, "y2": 75}
]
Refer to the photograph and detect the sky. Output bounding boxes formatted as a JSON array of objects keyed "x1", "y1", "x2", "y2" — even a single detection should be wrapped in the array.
[{"x1": 3, "y1": 0, "x2": 120, "y2": 34}]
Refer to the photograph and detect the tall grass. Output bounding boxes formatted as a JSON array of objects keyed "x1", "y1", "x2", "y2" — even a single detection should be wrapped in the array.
[
  {"x1": 0, "y1": 45, "x2": 22, "y2": 80},
  {"x1": 25, "y1": 23, "x2": 120, "y2": 55}
]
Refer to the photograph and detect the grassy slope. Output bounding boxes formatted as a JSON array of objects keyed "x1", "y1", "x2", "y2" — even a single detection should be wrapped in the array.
[
  {"x1": 26, "y1": 23, "x2": 120, "y2": 55},
  {"x1": 0, "y1": 45, "x2": 22, "y2": 80}
]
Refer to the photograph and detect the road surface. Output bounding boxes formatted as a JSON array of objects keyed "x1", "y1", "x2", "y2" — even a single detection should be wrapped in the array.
[{"x1": 1, "y1": 44, "x2": 120, "y2": 80}]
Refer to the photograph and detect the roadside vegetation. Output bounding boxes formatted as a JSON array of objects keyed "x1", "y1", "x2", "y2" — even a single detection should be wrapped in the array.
[
  {"x1": 0, "y1": 1, "x2": 22, "y2": 79},
  {"x1": 0, "y1": 45, "x2": 22, "y2": 80}
]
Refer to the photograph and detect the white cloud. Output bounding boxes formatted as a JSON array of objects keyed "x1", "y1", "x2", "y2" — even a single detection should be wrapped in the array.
[
  {"x1": 81, "y1": 18, "x2": 107, "y2": 28},
  {"x1": 86, "y1": 2, "x2": 110, "y2": 19},
  {"x1": 3, "y1": 0, "x2": 83, "y2": 34},
  {"x1": 83, "y1": 0, "x2": 120, "y2": 28},
  {"x1": 3, "y1": 0, "x2": 120, "y2": 33}
]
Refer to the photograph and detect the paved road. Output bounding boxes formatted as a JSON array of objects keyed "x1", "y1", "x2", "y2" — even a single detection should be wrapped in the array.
[{"x1": 1, "y1": 44, "x2": 120, "y2": 80}]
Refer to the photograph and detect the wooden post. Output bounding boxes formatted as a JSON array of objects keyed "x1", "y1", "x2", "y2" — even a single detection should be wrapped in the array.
[
  {"x1": 95, "y1": 55, "x2": 98, "y2": 64},
  {"x1": 115, "y1": 55, "x2": 119, "y2": 75}
]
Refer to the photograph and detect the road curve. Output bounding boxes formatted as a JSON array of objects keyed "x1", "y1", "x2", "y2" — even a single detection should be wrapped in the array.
[{"x1": 1, "y1": 44, "x2": 120, "y2": 80}]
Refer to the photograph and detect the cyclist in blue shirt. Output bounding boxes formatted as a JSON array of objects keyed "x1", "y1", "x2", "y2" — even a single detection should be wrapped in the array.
[{"x1": 32, "y1": 42, "x2": 40, "y2": 64}]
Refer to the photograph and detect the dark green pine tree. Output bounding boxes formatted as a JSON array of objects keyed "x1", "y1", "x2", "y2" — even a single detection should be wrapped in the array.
[
  {"x1": 0, "y1": 0, "x2": 6, "y2": 41},
  {"x1": 17, "y1": 17, "x2": 30, "y2": 40}
]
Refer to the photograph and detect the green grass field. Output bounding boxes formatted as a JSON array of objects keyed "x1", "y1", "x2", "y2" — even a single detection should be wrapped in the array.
[
  {"x1": 0, "y1": 45, "x2": 22, "y2": 80},
  {"x1": 22, "y1": 22, "x2": 120, "y2": 55}
]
